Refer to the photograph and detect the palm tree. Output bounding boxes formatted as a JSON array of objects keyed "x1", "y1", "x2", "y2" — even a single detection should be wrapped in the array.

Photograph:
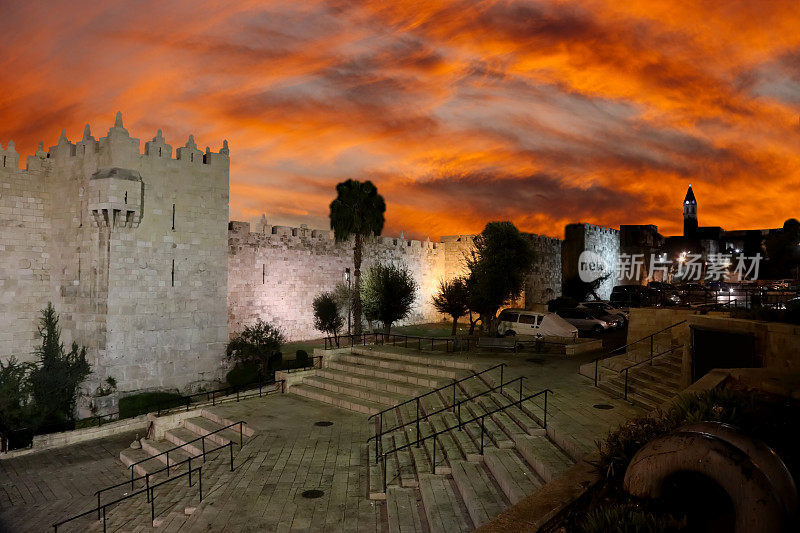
[{"x1": 329, "y1": 179, "x2": 386, "y2": 335}]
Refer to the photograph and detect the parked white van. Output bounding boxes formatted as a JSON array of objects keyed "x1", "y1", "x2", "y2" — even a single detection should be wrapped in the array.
[{"x1": 497, "y1": 308, "x2": 578, "y2": 339}]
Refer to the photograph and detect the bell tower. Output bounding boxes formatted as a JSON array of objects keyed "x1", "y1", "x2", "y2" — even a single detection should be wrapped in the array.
[{"x1": 683, "y1": 184, "x2": 698, "y2": 237}]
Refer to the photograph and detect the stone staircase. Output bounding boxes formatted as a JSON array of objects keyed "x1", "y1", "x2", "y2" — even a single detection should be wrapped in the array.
[
  {"x1": 80, "y1": 409, "x2": 255, "y2": 532},
  {"x1": 308, "y1": 347, "x2": 579, "y2": 533},
  {"x1": 596, "y1": 350, "x2": 683, "y2": 411},
  {"x1": 287, "y1": 346, "x2": 476, "y2": 415}
]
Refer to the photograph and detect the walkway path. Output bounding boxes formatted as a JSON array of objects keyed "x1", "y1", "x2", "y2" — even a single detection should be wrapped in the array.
[{"x1": 0, "y1": 345, "x2": 642, "y2": 532}]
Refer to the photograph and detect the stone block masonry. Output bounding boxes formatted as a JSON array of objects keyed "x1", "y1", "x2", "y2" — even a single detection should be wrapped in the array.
[
  {"x1": 0, "y1": 115, "x2": 229, "y2": 397},
  {"x1": 1, "y1": 114, "x2": 565, "y2": 404}
]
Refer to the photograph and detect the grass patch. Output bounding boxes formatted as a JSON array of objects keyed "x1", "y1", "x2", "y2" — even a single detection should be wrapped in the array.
[{"x1": 118, "y1": 391, "x2": 185, "y2": 418}]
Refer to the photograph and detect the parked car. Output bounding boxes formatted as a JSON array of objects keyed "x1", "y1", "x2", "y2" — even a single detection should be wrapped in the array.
[
  {"x1": 579, "y1": 300, "x2": 630, "y2": 325},
  {"x1": 646, "y1": 281, "x2": 681, "y2": 306},
  {"x1": 555, "y1": 307, "x2": 619, "y2": 332},
  {"x1": 610, "y1": 285, "x2": 654, "y2": 310},
  {"x1": 497, "y1": 309, "x2": 578, "y2": 339}
]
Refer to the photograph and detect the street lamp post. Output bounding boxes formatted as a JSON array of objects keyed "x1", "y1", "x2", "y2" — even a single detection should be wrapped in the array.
[{"x1": 345, "y1": 268, "x2": 351, "y2": 336}]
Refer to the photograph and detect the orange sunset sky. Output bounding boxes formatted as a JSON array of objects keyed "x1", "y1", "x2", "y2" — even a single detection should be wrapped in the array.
[{"x1": 1, "y1": 0, "x2": 799, "y2": 240}]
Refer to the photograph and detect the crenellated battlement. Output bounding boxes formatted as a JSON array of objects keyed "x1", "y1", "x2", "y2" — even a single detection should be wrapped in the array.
[
  {"x1": 230, "y1": 220, "x2": 442, "y2": 251},
  {"x1": 2, "y1": 112, "x2": 230, "y2": 174}
]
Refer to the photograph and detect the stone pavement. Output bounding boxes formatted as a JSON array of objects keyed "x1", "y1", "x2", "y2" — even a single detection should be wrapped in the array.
[
  {"x1": 0, "y1": 430, "x2": 136, "y2": 532},
  {"x1": 0, "y1": 345, "x2": 643, "y2": 532}
]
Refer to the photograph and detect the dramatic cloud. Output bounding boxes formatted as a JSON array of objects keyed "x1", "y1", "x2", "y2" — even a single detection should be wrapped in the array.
[{"x1": 1, "y1": 0, "x2": 799, "y2": 239}]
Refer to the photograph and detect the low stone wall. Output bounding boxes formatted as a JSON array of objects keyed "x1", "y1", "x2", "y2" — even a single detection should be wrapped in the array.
[{"x1": 0, "y1": 415, "x2": 148, "y2": 459}]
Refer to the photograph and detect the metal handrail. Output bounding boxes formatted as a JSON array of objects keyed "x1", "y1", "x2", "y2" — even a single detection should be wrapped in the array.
[
  {"x1": 593, "y1": 320, "x2": 687, "y2": 386},
  {"x1": 376, "y1": 388, "x2": 553, "y2": 492},
  {"x1": 324, "y1": 332, "x2": 462, "y2": 352},
  {"x1": 155, "y1": 377, "x2": 281, "y2": 416},
  {"x1": 100, "y1": 440, "x2": 233, "y2": 514},
  {"x1": 619, "y1": 345, "x2": 683, "y2": 400},
  {"x1": 367, "y1": 363, "x2": 506, "y2": 422},
  {"x1": 126, "y1": 420, "x2": 245, "y2": 474},
  {"x1": 53, "y1": 465, "x2": 203, "y2": 532},
  {"x1": 283, "y1": 355, "x2": 323, "y2": 373},
  {"x1": 367, "y1": 376, "x2": 526, "y2": 461}
]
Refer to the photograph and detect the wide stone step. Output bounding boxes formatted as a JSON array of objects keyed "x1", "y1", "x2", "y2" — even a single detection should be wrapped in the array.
[
  {"x1": 597, "y1": 382, "x2": 659, "y2": 411},
  {"x1": 302, "y1": 375, "x2": 408, "y2": 406},
  {"x1": 386, "y1": 486, "x2": 424, "y2": 533},
  {"x1": 120, "y1": 447, "x2": 169, "y2": 478},
  {"x1": 605, "y1": 376, "x2": 672, "y2": 405},
  {"x1": 338, "y1": 353, "x2": 464, "y2": 380},
  {"x1": 451, "y1": 460, "x2": 507, "y2": 527},
  {"x1": 164, "y1": 427, "x2": 206, "y2": 456},
  {"x1": 316, "y1": 367, "x2": 429, "y2": 396},
  {"x1": 352, "y1": 346, "x2": 475, "y2": 370},
  {"x1": 199, "y1": 409, "x2": 256, "y2": 437},
  {"x1": 441, "y1": 412, "x2": 481, "y2": 461},
  {"x1": 418, "y1": 474, "x2": 473, "y2": 533},
  {"x1": 483, "y1": 448, "x2": 540, "y2": 504},
  {"x1": 633, "y1": 364, "x2": 681, "y2": 387},
  {"x1": 289, "y1": 383, "x2": 383, "y2": 415},
  {"x1": 141, "y1": 439, "x2": 196, "y2": 469},
  {"x1": 512, "y1": 434, "x2": 573, "y2": 483},
  {"x1": 488, "y1": 392, "x2": 546, "y2": 435},
  {"x1": 183, "y1": 417, "x2": 244, "y2": 447},
  {"x1": 626, "y1": 373, "x2": 680, "y2": 398},
  {"x1": 327, "y1": 360, "x2": 447, "y2": 388},
  {"x1": 461, "y1": 401, "x2": 514, "y2": 449}
]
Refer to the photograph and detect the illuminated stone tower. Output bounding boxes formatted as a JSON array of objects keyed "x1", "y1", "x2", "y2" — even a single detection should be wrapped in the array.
[{"x1": 683, "y1": 184, "x2": 698, "y2": 238}]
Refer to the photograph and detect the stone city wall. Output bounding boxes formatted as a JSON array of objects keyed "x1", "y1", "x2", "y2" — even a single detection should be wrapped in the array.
[{"x1": 227, "y1": 222, "x2": 447, "y2": 341}]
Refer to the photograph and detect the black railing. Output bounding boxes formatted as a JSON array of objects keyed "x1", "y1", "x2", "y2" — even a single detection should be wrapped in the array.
[
  {"x1": 376, "y1": 388, "x2": 552, "y2": 492},
  {"x1": 324, "y1": 332, "x2": 462, "y2": 352},
  {"x1": 619, "y1": 345, "x2": 683, "y2": 400},
  {"x1": 367, "y1": 363, "x2": 505, "y2": 432},
  {"x1": 126, "y1": 421, "x2": 245, "y2": 481},
  {"x1": 592, "y1": 320, "x2": 687, "y2": 386},
  {"x1": 1, "y1": 377, "x2": 282, "y2": 454},
  {"x1": 154, "y1": 377, "x2": 282, "y2": 416},
  {"x1": 283, "y1": 355, "x2": 323, "y2": 373},
  {"x1": 53, "y1": 465, "x2": 203, "y2": 532},
  {"x1": 368, "y1": 374, "x2": 526, "y2": 461}
]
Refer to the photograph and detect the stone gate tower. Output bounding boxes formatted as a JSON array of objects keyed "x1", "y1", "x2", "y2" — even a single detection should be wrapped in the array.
[{"x1": 0, "y1": 113, "x2": 229, "y2": 395}]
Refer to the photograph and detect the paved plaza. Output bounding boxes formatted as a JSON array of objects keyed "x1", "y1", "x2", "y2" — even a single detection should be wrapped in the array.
[{"x1": 0, "y1": 347, "x2": 643, "y2": 532}]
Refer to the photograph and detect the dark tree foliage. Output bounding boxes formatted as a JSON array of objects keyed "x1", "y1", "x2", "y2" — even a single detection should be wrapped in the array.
[
  {"x1": 765, "y1": 218, "x2": 800, "y2": 279},
  {"x1": 562, "y1": 273, "x2": 610, "y2": 302},
  {"x1": 28, "y1": 303, "x2": 91, "y2": 431},
  {"x1": 329, "y1": 179, "x2": 386, "y2": 335},
  {"x1": 465, "y1": 221, "x2": 535, "y2": 333},
  {"x1": 361, "y1": 262, "x2": 418, "y2": 334},
  {"x1": 0, "y1": 357, "x2": 34, "y2": 436},
  {"x1": 432, "y1": 277, "x2": 469, "y2": 336},
  {"x1": 226, "y1": 319, "x2": 286, "y2": 376},
  {"x1": 313, "y1": 291, "x2": 344, "y2": 345}
]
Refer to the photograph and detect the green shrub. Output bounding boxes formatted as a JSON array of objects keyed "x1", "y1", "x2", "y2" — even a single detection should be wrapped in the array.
[
  {"x1": 119, "y1": 392, "x2": 184, "y2": 418},
  {"x1": 28, "y1": 303, "x2": 91, "y2": 431},
  {"x1": 226, "y1": 320, "x2": 285, "y2": 375},
  {"x1": 295, "y1": 349, "x2": 310, "y2": 367},
  {"x1": 226, "y1": 362, "x2": 262, "y2": 389},
  {"x1": 580, "y1": 505, "x2": 679, "y2": 533}
]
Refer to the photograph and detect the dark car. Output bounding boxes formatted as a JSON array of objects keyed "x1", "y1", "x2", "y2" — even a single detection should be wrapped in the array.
[
  {"x1": 647, "y1": 281, "x2": 681, "y2": 306},
  {"x1": 610, "y1": 285, "x2": 654, "y2": 310},
  {"x1": 555, "y1": 307, "x2": 619, "y2": 332}
]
